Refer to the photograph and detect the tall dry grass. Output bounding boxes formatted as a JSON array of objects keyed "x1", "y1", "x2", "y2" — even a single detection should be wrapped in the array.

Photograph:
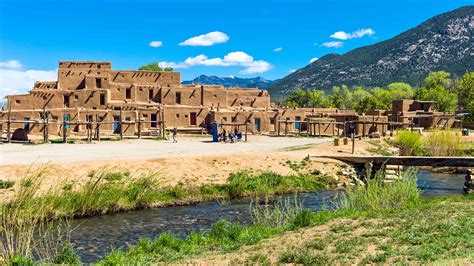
[{"x1": 424, "y1": 130, "x2": 463, "y2": 156}]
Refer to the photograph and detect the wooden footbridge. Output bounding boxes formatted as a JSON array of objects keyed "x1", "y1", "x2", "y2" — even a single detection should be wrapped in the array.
[{"x1": 316, "y1": 156, "x2": 474, "y2": 167}]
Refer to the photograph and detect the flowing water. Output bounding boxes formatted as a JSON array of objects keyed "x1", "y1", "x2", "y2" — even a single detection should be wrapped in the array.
[{"x1": 68, "y1": 171, "x2": 465, "y2": 263}]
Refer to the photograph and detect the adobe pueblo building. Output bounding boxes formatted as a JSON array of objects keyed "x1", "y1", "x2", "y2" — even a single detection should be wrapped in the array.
[{"x1": 0, "y1": 61, "x2": 455, "y2": 141}]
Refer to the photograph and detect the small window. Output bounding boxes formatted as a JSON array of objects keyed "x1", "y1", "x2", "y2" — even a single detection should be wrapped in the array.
[
  {"x1": 100, "y1": 94, "x2": 106, "y2": 105},
  {"x1": 74, "y1": 95, "x2": 79, "y2": 100},
  {"x1": 148, "y1": 89, "x2": 154, "y2": 101},
  {"x1": 270, "y1": 118, "x2": 275, "y2": 125},
  {"x1": 232, "y1": 117, "x2": 237, "y2": 123},
  {"x1": 176, "y1": 92, "x2": 181, "y2": 104},
  {"x1": 15, "y1": 99, "x2": 21, "y2": 104},
  {"x1": 64, "y1": 95, "x2": 70, "y2": 108},
  {"x1": 176, "y1": 114, "x2": 180, "y2": 118},
  {"x1": 126, "y1": 88, "x2": 131, "y2": 99},
  {"x1": 96, "y1": 78, "x2": 102, "y2": 88},
  {"x1": 223, "y1": 117, "x2": 227, "y2": 122}
]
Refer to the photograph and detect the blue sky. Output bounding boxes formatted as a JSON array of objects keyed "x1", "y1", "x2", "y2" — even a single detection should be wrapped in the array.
[{"x1": 0, "y1": 0, "x2": 472, "y2": 97}]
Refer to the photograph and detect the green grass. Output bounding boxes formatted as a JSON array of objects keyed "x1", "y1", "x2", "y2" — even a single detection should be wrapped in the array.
[
  {"x1": 2, "y1": 168, "x2": 331, "y2": 220},
  {"x1": 339, "y1": 167, "x2": 420, "y2": 211},
  {"x1": 424, "y1": 130, "x2": 464, "y2": 156},
  {"x1": 394, "y1": 130, "x2": 424, "y2": 156},
  {"x1": 367, "y1": 140, "x2": 395, "y2": 156}
]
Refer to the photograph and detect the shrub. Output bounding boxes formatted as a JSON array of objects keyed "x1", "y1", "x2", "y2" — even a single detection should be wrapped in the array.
[
  {"x1": 394, "y1": 131, "x2": 424, "y2": 155},
  {"x1": 424, "y1": 130, "x2": 463, "y2": 156},
  {"x1": 53, "y1": 244, "x2": 81, "y2": 264},
  {"x1": 340, "y1": 167, "x2": 420, "y2": 211},
  {"x1": 0, "y1": 180, "x2": 14, "y2": 189}
]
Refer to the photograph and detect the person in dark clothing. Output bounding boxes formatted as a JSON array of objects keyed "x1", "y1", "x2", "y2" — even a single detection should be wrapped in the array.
[
  {"x1": 222, "y1": 129, "x2": 227, "y2": 142},
  {"x1": 172, "y1": 127, "x2": 178, "y2": 143},
  {"x1": 464, "y1": 169, "x2": 472, "y2": 194}
]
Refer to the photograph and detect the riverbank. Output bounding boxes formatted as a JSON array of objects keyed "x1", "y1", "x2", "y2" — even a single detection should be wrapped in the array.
[{"x1": 94, "y1": 176, "x2": 474, "y2": 265}]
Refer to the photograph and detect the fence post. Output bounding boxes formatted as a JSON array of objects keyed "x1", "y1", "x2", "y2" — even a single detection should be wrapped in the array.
[
  {"x1": 137, "y1": 111, "x2": 141, "y2": 139},
  {"x1": 245, "y1": 122, "x2": 248, "y2": 142},
  {"x1": 7, "y1": 104, "x2": 11, "y2": 143},
  {"x1": 62, "y1": 114, "x2": 67, "y2": 143},
  {"x1": 119, "y1": 107, "x2": 123, "y2": 140}
]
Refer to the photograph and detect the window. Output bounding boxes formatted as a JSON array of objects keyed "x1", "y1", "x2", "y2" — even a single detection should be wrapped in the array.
[
  {"x1": 96, "y1": 78, "x2": 102, "y2": 88},
  {"x1": 270, "y1": 118, "x2": 275, "y2": 125},
  {"x1": 176, "y1": 92, "x2": 181, "y2": 104},
  {"x1": 125, "y1": 88, "x2": 131, "y2": 99},
  {"x1": 64, "y1": 95, "x2": 70, "y2": 108},
  {"x1": 176, "y1": 114, "x2": 180, "y2": 118},
  {"x1": 100, "y1": 94, "x2": 106, "y2": 105},
  {"x1": 15, "y1": 100, "x2": 21, "y2": 104},
  {"x1": 148, "y1": 89, "x2": 154, "y2": 101}
]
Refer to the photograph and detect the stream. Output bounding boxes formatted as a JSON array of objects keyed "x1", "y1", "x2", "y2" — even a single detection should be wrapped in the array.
[{"x1": 68, "y1": 170, "x2": 465, "y2": 263}]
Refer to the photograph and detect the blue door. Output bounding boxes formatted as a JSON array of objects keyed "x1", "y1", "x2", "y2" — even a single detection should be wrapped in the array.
[
  {"x1": 113, "y1": 116, "x2": 120, "y2": 134},
  {"x1": 254, "y1": 118, "x2": 261, "y2": 132},
  {"x1": 295, "y1": 116, "x2": 301, "y2": 129},
  {"x1": 64, "y1": 114, "x2": 70, "y2": 129}
]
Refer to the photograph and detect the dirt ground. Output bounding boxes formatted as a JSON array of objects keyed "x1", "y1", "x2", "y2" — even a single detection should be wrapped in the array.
[{"x1": 0, "y1": 135, "x2": 383, "y2": 202}]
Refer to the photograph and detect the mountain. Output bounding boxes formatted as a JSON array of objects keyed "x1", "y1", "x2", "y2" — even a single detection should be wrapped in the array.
[
  {"x1": 268, "y1": 6, "x2": 474, "y2": 96},
  {"x1": 183, "y1": 75, "x2": 276, "y2": 89}
]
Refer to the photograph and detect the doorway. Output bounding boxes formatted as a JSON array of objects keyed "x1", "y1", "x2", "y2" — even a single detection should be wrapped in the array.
[
  {"x1": 295, "y1": 116, "x2": 301, "y2": 129},
  {"x1": 113, "y1": 115, "x2": 120, "y2": 134},
  {"x1": 190, "y1": 112, "x2": 197, "y2": 126},
  {"x1": 254, "y1": 118, "x2": 261, "y2": 133}
]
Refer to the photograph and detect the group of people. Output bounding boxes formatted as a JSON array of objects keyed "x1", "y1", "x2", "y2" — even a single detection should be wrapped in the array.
[{"x1": 219, "y1": 128, "x2": 242, "y2": 143}]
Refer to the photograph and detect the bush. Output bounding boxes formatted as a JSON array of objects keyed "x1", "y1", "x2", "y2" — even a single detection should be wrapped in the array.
[
  {"x1": 0, "y1": 180, "x2": 14, "y2": 189},
  {"x1": 53, "y1": 244, "x2": 81, "y2": 264},
  {"x1": 340, "y1": 167, "x2": 420, "y2": 211},
  {"x1": 394, "y1": 131, "x2": 424, "y2": 156},
  {"x1": 424, "y1": 130, "x2": 463, "y2": 156}
]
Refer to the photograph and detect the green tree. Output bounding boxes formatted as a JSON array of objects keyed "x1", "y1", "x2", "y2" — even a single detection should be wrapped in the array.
[
  {"x1": 285, "y1": 89, "x2": 308, "y2": 107},
  {"x1": 307, "y1": 89, "x2": 330, "y2": 107},
  {"x1": 139, "y1": 62, "x2": 173, "y2": 72},
  {"x1": 387, "y1": 82, "x2": 414, "y2": 100},
  {"x1": 414, "y1": 71, "x2": 457, "y2": 112},
  {"x1": 355, "y1": 95, "x2": 379, "y2": 113},
  {"x1": 330, "y1": 85, "x2": 352, "y2": 109},
  {"x1": 455, "y1": 71, "x2": 474, "y2": 121},
  {"x1": 373, "y1": 87, "x2": 392, "y2": 110}
]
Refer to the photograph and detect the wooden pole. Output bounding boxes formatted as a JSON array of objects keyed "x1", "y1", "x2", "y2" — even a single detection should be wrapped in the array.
[
  {"x1": 137, "y1": 111, "x2": 141, "y2": 139},
  {"x1": 245, "y1": 122, "x2": 248, "y2": 142},
  {"x1": 351, "y1": 132, "x2": 355, "y2": 154},
  {"x1": 161, "y1": 107, "x2": 166, "y2": 138},
  {"x1": 62, "y1": 114, "x2": 67, "y2": 143},
  {"x1": 7, "y1": 104, "x2": 11, "y2": 143},
  {"x1": 277, "y1": 121, "x2": 280, "y2": 136},
  {"x1": 284, "y1": 119, "x2": 288, "y2": 136},
  {"x1": 45, "y1": 111, "x2": 49, "y2": 143},
  {"x1": 306, "y1": 121, "x2": 309, "y2": 137},
  {"x1": 95, "y1": 114, "x2": 100, "y2": 140},
  {"x1": 318, "y1": 123, "x2": 321, "y2": 138},
  {"x1": 119, "y1": 107, "x2": 123, "y2": 140}
]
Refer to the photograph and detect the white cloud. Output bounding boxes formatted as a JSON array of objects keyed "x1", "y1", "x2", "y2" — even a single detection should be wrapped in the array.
[
  {"x1": 179, "y1": 31, "x2": 229, "y2": 46},
  {"x1": 149, "y1": 41, "x2": 163, "y2": 47},
  {"x1": 0, "y1": 60, "x2": 22, "y2": 69},
  {"x1": 309, "y1": 57, "x2": 319, "y2": 63},
  {"x1": 289, "y1": 69, "x2": 297, "y2": 73},
  {"x1": 273, "y1": 47, "x2": 283, "y2": 52},
  {"x1": 0, "y1": 69, "x2": 57, "y2": 99},
  {"x1": 330, "y1": 28, "x2": 375, "y2": 40},
  {"x1": 322, "y1": 41, "x2": 344, "y2": 48},
  {"x1": 160, "y1": 51, "x2": 272, "y2": 74}
]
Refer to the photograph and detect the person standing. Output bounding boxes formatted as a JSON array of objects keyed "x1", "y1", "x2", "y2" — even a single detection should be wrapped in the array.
[{"x1": 172, "y1": 127, "x2": 178, "y2": 143}]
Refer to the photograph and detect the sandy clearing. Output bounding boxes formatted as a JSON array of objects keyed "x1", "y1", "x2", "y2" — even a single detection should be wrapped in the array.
[
  {"x1": 0, "y1": 136, "x2": 377, "y2": 202},
  {"x1": 0, "y1": 136, "x2": 329, "y2": 165}
]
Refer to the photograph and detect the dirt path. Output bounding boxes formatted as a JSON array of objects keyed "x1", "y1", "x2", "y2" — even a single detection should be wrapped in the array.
[{"x1": 0, "y1": 136, "x2": 379, "y2": 202}]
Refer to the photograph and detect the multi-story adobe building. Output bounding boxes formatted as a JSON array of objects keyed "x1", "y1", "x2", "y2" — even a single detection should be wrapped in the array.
[{"x1": 1, "y1": 61, "x2": 451, "y2": 141}]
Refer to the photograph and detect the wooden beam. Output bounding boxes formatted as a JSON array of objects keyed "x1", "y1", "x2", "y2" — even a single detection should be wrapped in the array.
[{"x1": 315, "y1": 155, "x2": 474, "y2": 167}]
